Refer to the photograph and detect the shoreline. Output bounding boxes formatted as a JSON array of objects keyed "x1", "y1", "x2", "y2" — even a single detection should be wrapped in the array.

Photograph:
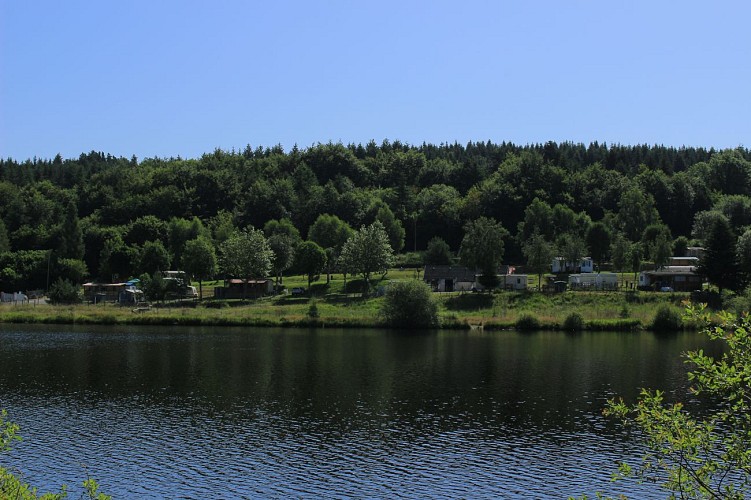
[{"x1": 0, "y1": 290, "x2": 694, "y2": 332}]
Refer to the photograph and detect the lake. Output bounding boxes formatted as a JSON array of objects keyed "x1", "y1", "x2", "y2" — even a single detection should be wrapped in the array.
[{"x1": 0, "y1": 325, "x2": 720, "y2": 498}]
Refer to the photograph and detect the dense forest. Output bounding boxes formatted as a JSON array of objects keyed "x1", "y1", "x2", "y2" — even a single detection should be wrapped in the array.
[{"x1": 1, "y1": 140, "x2": 751, "y2": 292}]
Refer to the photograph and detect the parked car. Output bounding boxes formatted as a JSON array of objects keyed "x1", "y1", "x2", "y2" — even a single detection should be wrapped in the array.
[{"x1": 291, "y1": 287, "x2": 305, "y2": 295}]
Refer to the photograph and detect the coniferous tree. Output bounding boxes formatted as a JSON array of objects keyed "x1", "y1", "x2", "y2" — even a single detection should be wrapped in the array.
[
  {"x1": 0, "y1": 219, "x2": 9, "y2": 253},
  {"x1": 58, "y1": 200, "x2": 84, "y2": 260},
  {"x1": 698, "y1": 217, "x2": 739, "y2": 294}
]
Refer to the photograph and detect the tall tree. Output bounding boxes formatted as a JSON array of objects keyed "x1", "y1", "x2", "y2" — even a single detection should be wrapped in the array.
[
  {"x1": 559, "y1": 234, "x2": 587, "y2": 272},
  {"x1": 308, "y1": 214, "x2": 354, "y2": 282},
  {"x1": 295, "y1": 241, "x2": 327, "y2": 290},
  {"x1": 424, "y1": 236, "x2": 452, "y2": 265},
  {"x1": 58, "y1": 200, "x2": 84, "y2": 260},
  {"x1": 182, "y1": 237, "x2": 217, "y2": 300},
  {"x1": 218, "y1": 228, "x2": 273, "y2": 299},
  {"x1": 648, "y1": 232, "x2": 673, "y2": 270},
  {"x1": 268, "y1": 234, "x2": 296, "y2": 284},
  {"x1": 139, "y1": 240, "x2": 171, "y2": 275},
  {"x1": 698, "y1": 217, "x2": 739, "y2": 294},
  {"x1": 610, "y1": 233, "x2": 630, "y2": 288},
  {"x1": 523, "y1": 233, "x2": 556, "y2": 290},
  {"x1": 586, "y1": 222, "x2": 611, "y2": 272},
  {"x1": 169, "y1": 217, "x2": 209, "y2": 269},
  {"x1": 460, "y1": 217, "x2": 507, "y2": 289},
  {"x1": 0, "y1": 219, "x2": 9, "y2": 253},
  {"x1": 339, "y1": 221, "x2": 394, "y2": 293},
  {"x1": 375, "y1": 204, "x2": 405, "y2": 253}
]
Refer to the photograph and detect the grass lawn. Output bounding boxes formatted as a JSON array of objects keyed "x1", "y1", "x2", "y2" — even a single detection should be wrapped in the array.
[{"x1": 0, "y1": 269, "x2": 695, "y2": 331}]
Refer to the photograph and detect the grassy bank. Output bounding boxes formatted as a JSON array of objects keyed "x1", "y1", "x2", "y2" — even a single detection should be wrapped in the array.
[{"x1": 0, "y1": 270, "x2": 697, "y2": 332}]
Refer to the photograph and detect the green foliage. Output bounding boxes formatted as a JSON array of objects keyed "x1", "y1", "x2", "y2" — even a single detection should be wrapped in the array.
[
  {"x1": 307, "y1": 214, "x2": 353, "y2": 252},
  {"x1": 98, "y1": 238, "x2": 136, "y2": 282},
  {"x1": 515, "y1": 313, "x2": 541, "y2": 331},
  {"x1": 605, "y1": 304, "x2": 751, "y2": 498},
  {"x1": 295, "y1": 241, "x2": 327, "y2": 289},
  {"x1": 307, "y1": 300, "x2": 319, "y2": 318},
  {"x1": 586, "y1": 222, "x2": 611, "y2": 269},
  {"x1": 139, "y1": 240, "x2": 171, "y2": 275},
  {"x1": 339, "y1": 221, "x2": 394, "y2": 287},
  {"x1": 57, "y1": 200, "x2": 84, "y2": 260},
  {"x1": 673, "y1": 235, "x2": 689, "y2": 257},
  {"x1": 380, "y1": 280, "x2": 438, "y2": 328},
  {"x1": 0, "y1": 219, "x2": 10, "y2": 253},
  {"x1": 47, "y1": 279, "x2": 82, "y2": 304},
  {"x1": 142, "y1": 272, "x2": 168, "y2": 302},
  {"x1": 610, "y1": 233, "x2": 631, "y2": 286},
  {"x1": 218, "y1": 227, "x2": 273, "y2": 279},
  {"x1": 182, "y1": 237, "x2": 217, "y2": 299},
  {"x1": 460, "y1": 216, "x2": 507, "y2": 281},
  {"x1": 698, "y1": 216, "x2": 740, "y2": 293},
  {"x1": 424, "y1": 236, "x2": 452, "y2": 265},
  {"x1": 1, "y1": 142, "x2": 749, "y2": 292},
  {"x1": 54, "y1": 258, "x2": 88, "y2": 285},
  {"x1": 263, "y1": 218, "x2": 302, "y2": 243},
  {"x1": 168, "y1": 217, "x2": 209, "y2": 269},
  {"x1": 375, "y1": 204, "x2": 405, "y2": 252},
  {"x1": 558, "y1": 233, "x2": 587, "y2": 270},
  {"x1": 267, "y1": 234, "x2": 296, "y2": 283},
  {"x1": 650, "y1": 305, "x2": 683, "y2": 331},
  {"x1": 562, "y1": 312, "x2": 584, "y2": 332},
  {"x1": 0, "y1": 250, "x2": 49, "y2": 290},
  {"x1": 523, "y1": 233, "x2": 556, "y2": 286}
]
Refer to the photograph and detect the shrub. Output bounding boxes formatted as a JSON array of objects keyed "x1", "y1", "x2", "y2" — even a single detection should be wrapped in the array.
[
  {"x1": 515, "y1": 313, "x2": 541, "y2": 331},
  {"x1": 46, "y1": 279, "x2": 82, "y2": 305},
  {"x1": 307, "y1": 301, "x2": 320, "y2": 318},
  {"x1": 562, "y1": 312, "x2": 584, "y2": 332},
  {"x1": 651, "y1": 305, "x2": 683, "y2": 331},
  {"x1": 380, "y1": 280, "x2": 438, "y2": 328},
  {"x1": 619, "y1": 305, "x2": 630, "y2": 318}
]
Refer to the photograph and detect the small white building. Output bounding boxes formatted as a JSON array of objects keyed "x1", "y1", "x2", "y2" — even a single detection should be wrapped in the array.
[
  {"x1": 504, "y1": 274, "x2": 528, "y2": 291},
  {"x1": 568, "y1": 272, "x2": 618, "y2": 290},
  {"x1": 552, "y1": 256, "x2": 594, "y2": 274}
]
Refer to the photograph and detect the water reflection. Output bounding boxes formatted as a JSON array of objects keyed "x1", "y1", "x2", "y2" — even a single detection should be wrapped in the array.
[{"x1": 0, "y1": 325, "x2": 721, "y2": 498}]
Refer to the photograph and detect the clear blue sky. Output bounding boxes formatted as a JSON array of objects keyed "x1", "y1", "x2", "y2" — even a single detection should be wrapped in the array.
[{"x1": 1, "y1": 1, "x2": 749, "y2": 161}]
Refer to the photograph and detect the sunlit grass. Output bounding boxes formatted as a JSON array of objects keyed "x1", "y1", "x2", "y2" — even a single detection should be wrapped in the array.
[{"x1": 0, "y1": 271, "x2": 692, "y2": 331}]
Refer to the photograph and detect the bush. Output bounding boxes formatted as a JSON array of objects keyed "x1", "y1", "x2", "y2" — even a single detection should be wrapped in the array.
[
  {"x1": 651, "y1": 305, "x2": 683, "y2": 331},
  {"x1": 307, "y1": 301, "x2": 320, "y2": 318},
  {"x1": 515, "y1": 313, "x2": 541, "y2": 331},
  {"x1": 562, "y1": 312, "x2": 584, "y2": 332},
  {"x1": 380, "y1": 280, "x2": 438, "y2": 328},
  {"x1": 46, "y1": 279, "x2": 82, "y2": 305}
]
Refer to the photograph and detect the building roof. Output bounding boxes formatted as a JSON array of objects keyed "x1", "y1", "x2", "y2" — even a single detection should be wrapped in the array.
[
  {"x1": 423, "y1": 265, "x2": 476, "y2": 282},
  {"x1": 227, "y1": 278, "x2": 272, "y2": 285},
  {"x1": 644, "y1": 268, "x2": 698, "y2": 277}
]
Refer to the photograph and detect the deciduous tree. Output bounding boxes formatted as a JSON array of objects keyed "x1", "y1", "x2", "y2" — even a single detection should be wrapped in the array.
[
  {"x1": 218, "y1": 228, "x2": 273, "y2": 299},
  {"x1": 523, "y1": 233, "x2": 556, "y2": 290},
  {"x1": 606, "y1": 305, "x2": 751, "y2": 498},
  {"x1": 460, "y1": 217, "x2": 507, "y2": 289},
  {"x1": 424, "y1": 236, "x2": 452, "y2": 265},
  {"x1": 339, "y1": 221, "x2": 394, "y2": 292},
  {"x1": 182, "y1": 237, "x2": 217, "y2": 299},
  {"x1": 295, "y1": 241, "x2": 327, "y2": 290}
]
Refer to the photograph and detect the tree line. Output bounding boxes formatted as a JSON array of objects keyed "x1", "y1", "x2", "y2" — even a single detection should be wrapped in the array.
[{"x1": 1, "y1": 141, "x2": 751, "y2": 294}]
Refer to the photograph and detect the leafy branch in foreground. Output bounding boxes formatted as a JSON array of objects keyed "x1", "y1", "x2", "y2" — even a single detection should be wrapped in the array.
[
  {"x1": 604, "y1": 303, "x2": 751, "y2": 499},
  {"x1": 1, "y1": 409, "x2": 110, "y2": 499}
]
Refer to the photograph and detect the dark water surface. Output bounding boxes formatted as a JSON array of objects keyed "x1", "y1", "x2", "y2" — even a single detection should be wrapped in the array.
[{"x1": 0, "y1": 324, "x2": 721, "y2": 498}]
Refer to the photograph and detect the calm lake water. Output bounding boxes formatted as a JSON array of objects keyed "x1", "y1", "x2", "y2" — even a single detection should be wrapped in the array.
[{"x1": 0, "y1": 324, "x2": 721, "y2": 499}]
